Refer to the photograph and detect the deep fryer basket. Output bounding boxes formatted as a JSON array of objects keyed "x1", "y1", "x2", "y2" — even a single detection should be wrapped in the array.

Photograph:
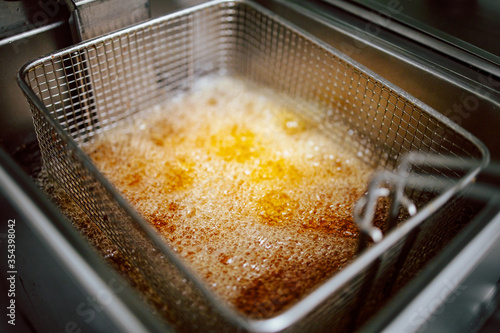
[{"x1": 18, "y1": 0, "x2": 489, "y2": 332}]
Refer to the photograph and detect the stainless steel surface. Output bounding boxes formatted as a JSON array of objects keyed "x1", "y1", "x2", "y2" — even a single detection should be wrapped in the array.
[
  {"x1": 0, "y1": 7, "x2": 72, "y2": 151},
  {"x1": 0, "y1": 0, "x2": 174, "y2": 152},
  {"x1": 395, "y1": 207, "x2": 500, "y2": 333},
  {"x1": 351, "y1": 0, "x2": 500, "y2": 74},
  {"x1": 322, "y1": 0, "x2": 500, "y2": 79},
  {"x1": 0, "y1": 0, "x2": 69, "y2": 39},
  {"x1": 263, "y1": 0, "x2": 500, "y2": 162},
  {"x1": 64, "y1": 0, "x2": 150, "y2": 41},
  {"x1": 359, "y1": 173, "x2": 500, "y2": 333},
  {"x1": 17, "y1": 1, "x2": 489, "y2": 331},
  {"x1": 1, "y1": 0, "x2": 499, "y2": 332}
]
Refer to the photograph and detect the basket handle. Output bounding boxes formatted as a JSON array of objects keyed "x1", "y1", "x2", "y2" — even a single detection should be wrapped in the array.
[
  {"x1": 353, "y1": 152, "x2": 487, "y2": 253},
  {"x1": 353, "y1": 169, "x2": 417, "y2": 253}
]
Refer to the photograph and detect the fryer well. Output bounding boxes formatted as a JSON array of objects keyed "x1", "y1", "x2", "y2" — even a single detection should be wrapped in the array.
[{"x1": 17, "y1": 1, "x2": 489, "y2": 332}]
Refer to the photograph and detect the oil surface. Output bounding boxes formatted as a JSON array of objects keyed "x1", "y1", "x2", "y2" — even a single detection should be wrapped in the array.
[{"x1": 85, "y1": 77, "x2": 377, "y2": 317}]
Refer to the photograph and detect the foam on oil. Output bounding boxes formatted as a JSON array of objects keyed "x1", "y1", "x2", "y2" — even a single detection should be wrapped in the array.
[{"x1": 85, "y1": 77, "x2": 377, "y2": 317}]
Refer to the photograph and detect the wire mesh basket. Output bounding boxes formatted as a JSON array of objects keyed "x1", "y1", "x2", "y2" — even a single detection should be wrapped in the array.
[{"x1": 18, "y1": 0, "x2": 489, "y2": 332}]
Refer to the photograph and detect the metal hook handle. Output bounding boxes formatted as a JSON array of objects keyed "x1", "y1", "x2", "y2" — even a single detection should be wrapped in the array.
[
  {"x1": 353, "y1": 171, "x2": 417, "y2": 253},
  {"x1": 353, "y1": 152, "x2": 487, "y2": 254}
]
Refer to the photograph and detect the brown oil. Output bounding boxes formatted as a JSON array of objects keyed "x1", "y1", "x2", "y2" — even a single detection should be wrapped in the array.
[{"x1": 84, "y1": 76, "x2": 379, "y2": 318}]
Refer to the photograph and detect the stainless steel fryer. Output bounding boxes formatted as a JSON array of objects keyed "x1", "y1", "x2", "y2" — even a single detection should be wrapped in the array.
[{"x1": 17, "y1": 0, "x2": 489, "y2": 332}]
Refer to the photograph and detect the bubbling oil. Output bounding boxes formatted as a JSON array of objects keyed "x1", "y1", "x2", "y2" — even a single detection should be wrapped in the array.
[{"x1": 85, "y1": 77, "x2": 379, "y2": 318}]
